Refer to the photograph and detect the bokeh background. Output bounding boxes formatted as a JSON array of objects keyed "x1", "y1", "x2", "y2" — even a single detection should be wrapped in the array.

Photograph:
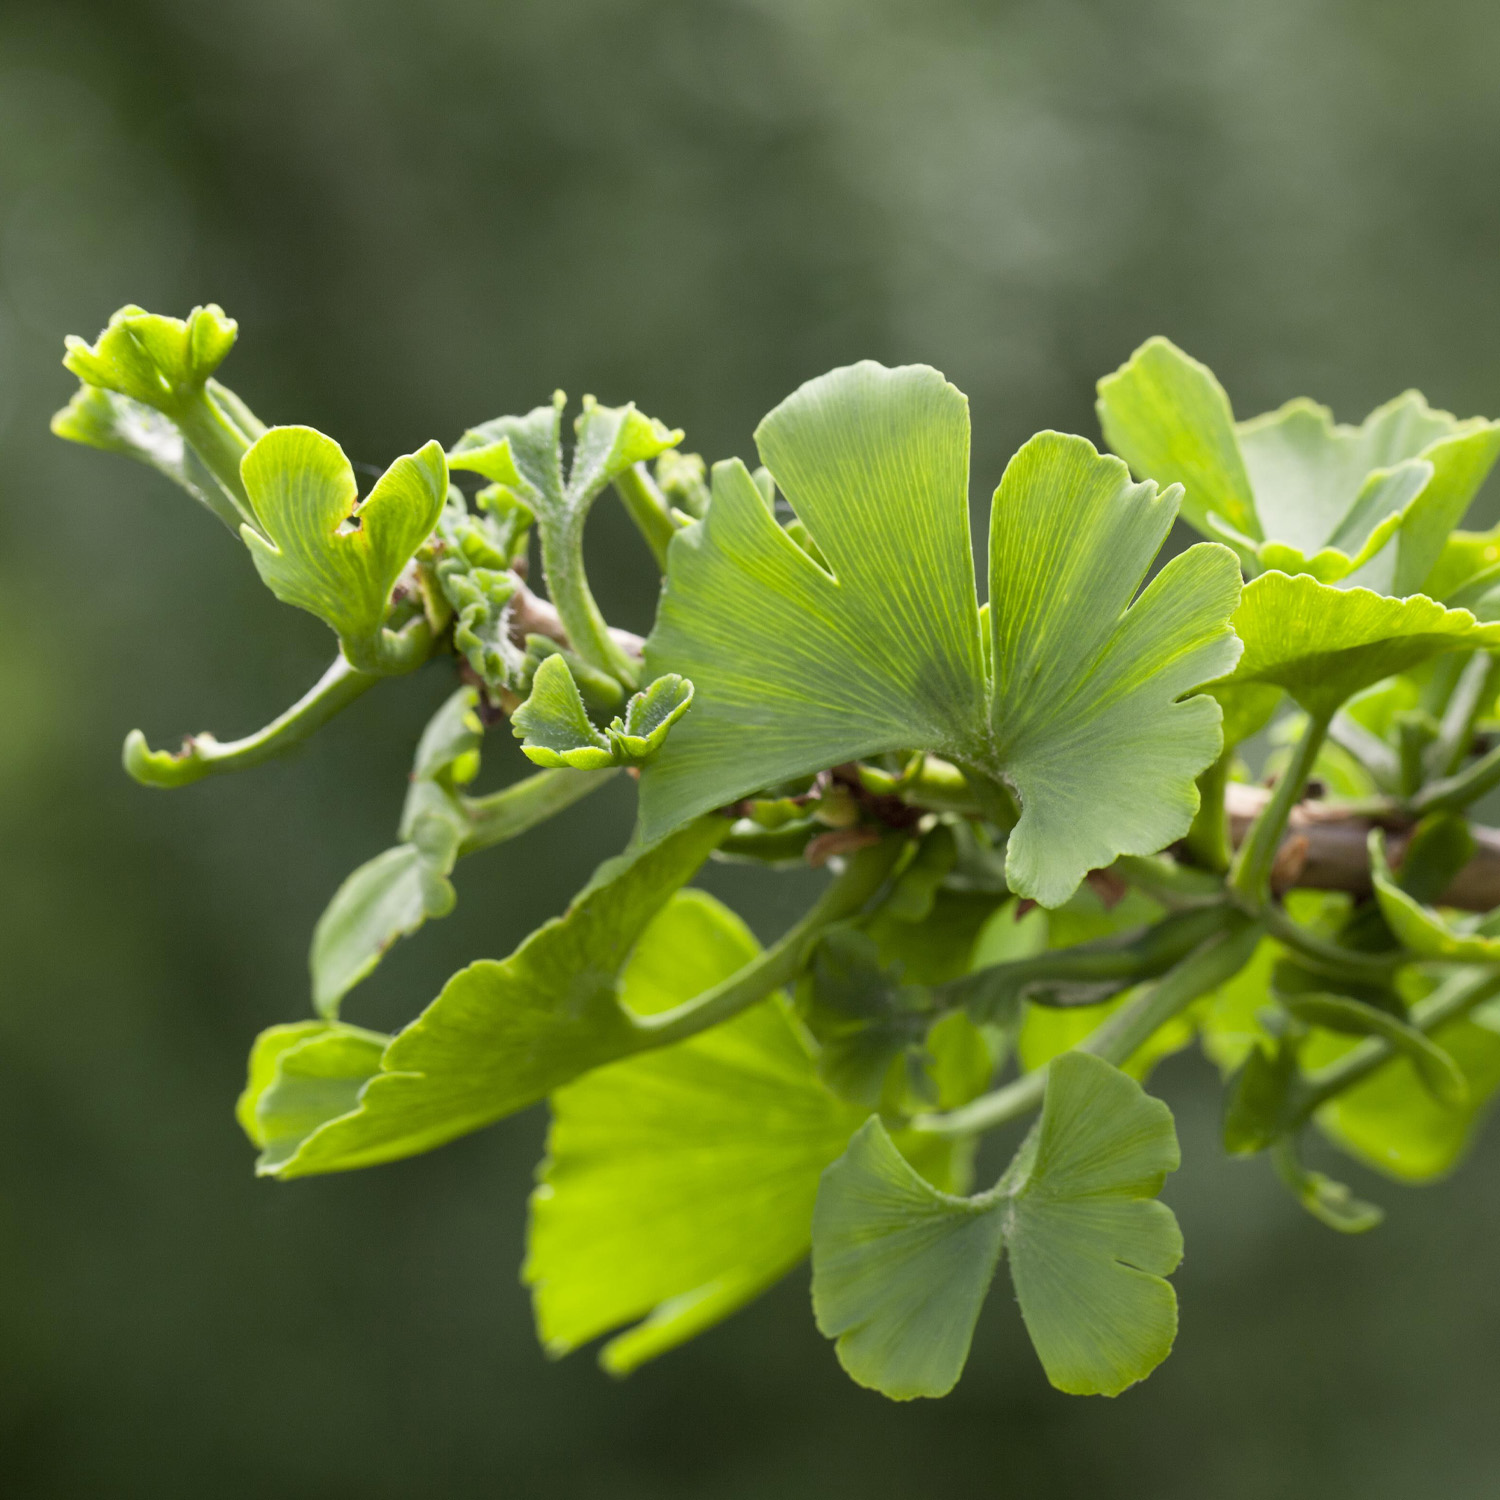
[{"x1": 4, "y1": 0, "x2": 1500, "y2": 1494}]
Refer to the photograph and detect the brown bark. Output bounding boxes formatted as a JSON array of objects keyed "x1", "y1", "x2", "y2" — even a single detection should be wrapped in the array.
[{"x1": 1224, "y1": 782, "x2": 1500, "y2": 911}]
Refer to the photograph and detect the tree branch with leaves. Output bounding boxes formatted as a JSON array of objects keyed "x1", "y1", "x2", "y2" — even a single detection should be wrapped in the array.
[{"x1": 54, "y1": 306, "x2": 1500, "y2": 1400}]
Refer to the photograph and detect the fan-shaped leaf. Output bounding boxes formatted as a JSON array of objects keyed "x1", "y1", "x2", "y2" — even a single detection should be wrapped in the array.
[
  {"x1": 811, "y1": 1051, "x2": 1181, "y2": 1399},
  {"x1": 526, "y1": 890, "x2": 872, "y2": 1374},
  {"x1": 1212, "y1": 571, "x2": 1500, "y2": 720},
  {"x1": 239, "y1": 426, "x2": 447, "y2": 666},
  {"x1": 1098, "y1": 337, "x2": 1500, "y2": 594},
  {"x1": 640, "y1": 362, "x2": 1241, "y2": 908}
]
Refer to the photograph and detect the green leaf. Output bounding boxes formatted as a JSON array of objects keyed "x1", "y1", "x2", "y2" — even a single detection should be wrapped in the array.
[
  {"x1": 309, "y1": 688, "x2": 481, "y2": 1016},
  {"x1": 449, "y1": 392, "x2": 681, "y2": 683},
  {"x1": 1098, "y1": 338, "x2": 1500, "y2": 593},
  {"x1": 50, "y1": 384, "x2": 247, "y2": 531},
  {"x1": 1212, "y1": 570, "x2": 1500, "y2": 720},
  {"x1": 525, "y1": 889, "x2": 871, "y2": 1374},
  {"x1": 641, "y1": 362, "x2": 1242, "y2": 908},
  {"x1": 512, "y1": 655, "x2": 693, "y2": 769},
  {"x1": 1283, "y1": 991, "x2": 1467, "y2": 1107},
  {"x1": 237, "y1": 1020, "x2": 391, "y2": 1174},
  {"x1": 1370, "y1": 829, "x2": 1500, "y2": 962},
  {"x1": 1095, "y1": 336, "x2": 1258, "y2": 539},
  {"x1": 63, "y1": 302, "x2": 238, "y2": 409},
  {"x1": 811, "y1": 1051, "x2": 1181, "y2": 1399},
  {"x1": 239, "y1": 426, "x2": 448, "y2": 670},
  {"x1": 310, "y1": 846, "x2": 455, "y2": 1017},
  {"x1": 259, "y1": 816, "x2": 727, "y2": 1178},
  {"x1": 1003, "y1": 1051, "x2": 1182, "y2": 1396}
]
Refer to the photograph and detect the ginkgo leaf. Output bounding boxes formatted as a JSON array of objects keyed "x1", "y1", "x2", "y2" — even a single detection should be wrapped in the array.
[
  {"x1": 1094, "y1": 336, "x2": 1258, "y2": 539},
  {"x1": 449, "y1": 392, "x2": 681, "y2": 683},
  {"x1": 639, "y1": 362, "x2": 1242, "y2": 908},
  {"x1": 56, "y1": 303, "x2": 268, "y2": 532},
  {"x1": 1211, "y1": 570, "x2": 1500, "y2": 720},
  {"x1": 512, "y1": 656, "x2": 693, "y2": 770},
  {"x1": 51, "y1": 384, "x2": 248, "y2": 531},
  {"x1": 257, "y1": 816, "x2": 728, "y2": 1178},
  {"x1": 237, "y1": 1020, "x2": 391, "y2": 1173},
  {"x1": 525, "y1": 889, "x2": 871, "y2": 1375},
  {"x1": 811, "y1": 1051, "x2": 1181, "y2": 1399},
  {"x1": 310, "y1": 847, "x2": 455, "y2": 1017},
  {"x1": 1369, "y1": 830, "x2": 1500, "y2": 963},
  {"x1": 239, "y1": 425, "x2": 448, "y2": 670},
  {"x1": 1098, "y1": 337, "x2": 1500, "y2": 594},
  {"x1": 63, "y1": 302, "x2": 239, "y2": 409}
]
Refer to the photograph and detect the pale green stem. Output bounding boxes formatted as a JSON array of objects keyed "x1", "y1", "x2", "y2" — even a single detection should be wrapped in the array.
[
  {"x1": 459, "y1": 767, "x2": 619, "y2": 855},
  {"x1": 343, "y1": 616, "x2": 436, "y2": 677},
  {"x1": 1257, "y1": 902, "x2": 1401, "y2": 981},
  {"x1": 1230, "y1": 710, "x2": 1331, "y2": 905},
  {"x1": 612, "y1": 463, "x2": 676, "y2": 570},
  {"x1": 913, "y1": 916, "x2": 1261, "y2": 1137},
  {"x1": 539, "y1": 513, "x2": 641, "y2": 689},
  {"x1": 638, "y1": 835, "x2": 905, "y2": 1045},
  {"x1": 173, "y1": 387, "x2": 257, "y2": 526},
  {"x1": 124, "y1": 655, "x2": 378, "y2": 788}
]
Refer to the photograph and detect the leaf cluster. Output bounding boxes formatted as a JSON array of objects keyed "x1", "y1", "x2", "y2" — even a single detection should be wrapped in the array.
[{"x1": 56, "y1": 307, "x2": 1500, "y2": 1403}]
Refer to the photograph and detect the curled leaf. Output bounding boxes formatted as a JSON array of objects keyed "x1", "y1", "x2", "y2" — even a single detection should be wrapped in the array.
[
  {"x1": 63, "y1": 302, "x2": 238, "y2": 409},
  {"x1": 513, "y1": 655, "x2": 693, "y2": 769}
]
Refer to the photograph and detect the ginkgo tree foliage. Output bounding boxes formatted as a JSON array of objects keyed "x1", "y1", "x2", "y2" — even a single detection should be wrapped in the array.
[{"x1": 54, "y1": 305, "x2": 1500, "y2": 1400}]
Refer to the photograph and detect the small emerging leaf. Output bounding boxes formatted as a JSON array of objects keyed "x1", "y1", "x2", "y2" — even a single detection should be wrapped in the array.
[
  {"x1": 513, "y1": 656, "x2": 693, "y2": 769},
  {"x1": 63, "y1": 302, "x2": 238, "y2": 409}
]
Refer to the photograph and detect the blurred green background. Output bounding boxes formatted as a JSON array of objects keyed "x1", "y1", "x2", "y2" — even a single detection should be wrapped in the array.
[{"x1": 4, "y1": 0, "x2": 1500, "y2": 1494}]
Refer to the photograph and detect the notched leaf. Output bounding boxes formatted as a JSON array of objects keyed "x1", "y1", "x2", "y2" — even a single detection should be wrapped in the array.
[
  {"x1": 239, "y1": 425, "x2": 448, "y2": 669},
  {"x1": 811, "y1": 1052, "x2": 1182, "y2": 1400},
  {"x1": 641, "y1": 361, "x2": 1241, "y2": 909},
  {"x1": 1099, "y1": 336, "x2": 1500, "y2": 596},
  {"x1": 63, "y1": 302, "x2": 238, "y2": 409}
]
